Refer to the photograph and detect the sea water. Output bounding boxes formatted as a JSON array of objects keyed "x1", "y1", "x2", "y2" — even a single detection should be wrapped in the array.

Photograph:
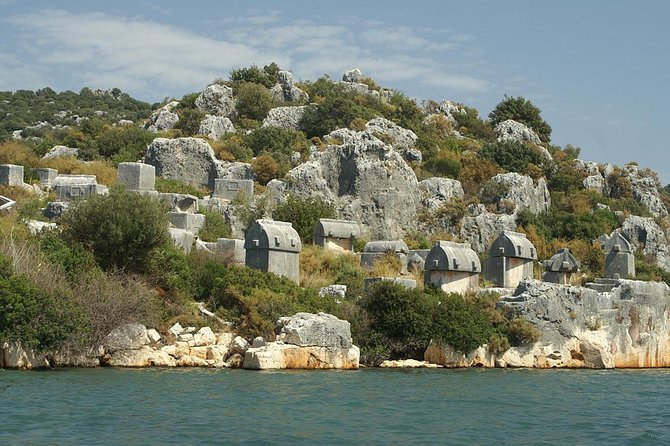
[{"x1": 1, "y1": 367, "x2": 669, "y2": 445}]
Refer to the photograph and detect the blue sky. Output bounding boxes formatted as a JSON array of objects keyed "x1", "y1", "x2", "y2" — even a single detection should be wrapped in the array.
[{"x1": 1, "y1": 0, "x2": 668, "y2": 184}]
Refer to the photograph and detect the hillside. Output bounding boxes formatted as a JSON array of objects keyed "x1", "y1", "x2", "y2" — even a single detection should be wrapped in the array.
[{"x1": 2, "y1": 63, "x2": 670, "y2": 368}]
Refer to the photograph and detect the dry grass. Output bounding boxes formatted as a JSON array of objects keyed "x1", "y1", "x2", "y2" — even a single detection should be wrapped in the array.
[
  {"x1": 0, "y1": 185, "x2": 35, "y2": 203},
  {"x1": 300, "y1": 244, "x2": 338, "y2": 288},
  {"x1": 370, "y1": 252, "x2": 402, "y2": 278},
  {"x1": 0, "y1": 141, "x2": 41, "y2": 166},
  {"x1": 39, "y1": 157, "x2": 117, "y2": 185}
]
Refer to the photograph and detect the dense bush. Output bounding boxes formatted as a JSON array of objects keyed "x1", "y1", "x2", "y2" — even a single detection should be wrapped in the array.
[
  {"x1": 235, "y1": 82, "x2": 275, "y2": 121},
  {"x1": 0, "y1": 269, "x2": 84, "y2": 351},
  {"x1": 198, "y1": 208, "x2": 232, "y2": 242},
  {"x1": 60, "y1": 187, "x2": 170, "y2": 272},
  {"x1": 229, "y1": 63, "x2": 280, "y2": 88},
  {"x1": 479, "y1": 140, "x2": 547, "y2": 174},
  {"x1": 244, "y1": 126, "x2": 309, "y2": 164},
  {"x1": 488, "y1": 96, "x2": 552, "y2": 143},
  {"x1": 273, "y1": 195, "x2": 336, "y2": 243},
  {"x1": 95, "y1": 125, "x2": 155, "y2": 163}
]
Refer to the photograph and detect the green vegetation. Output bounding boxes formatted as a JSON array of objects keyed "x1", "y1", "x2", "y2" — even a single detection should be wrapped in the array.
[
  {"x1": 273, "y1": 195, "x2": 336, "y2": 243},
  {"x1": 488, "y1": 96, "x2": 552, "y2": 143},
  {"x1": 60, "y1": 187, "x2": 170, "y2": 273}
]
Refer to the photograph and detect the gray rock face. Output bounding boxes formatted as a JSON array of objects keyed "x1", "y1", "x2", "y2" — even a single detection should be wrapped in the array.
[
  {"x1": 270, "y1": 71, "x2": 309, "y2": 103},
  {"x1": 418, "y1": 178, "x2": 464, "y2": 213},
  {"x1": 42, "y1": 145, "x2": 79, "y2": 160},
  {"x1": 262, "y1": 106, "x2": 307, "y2": 130},
  {"x1": 495, "y1": 278, "x2": 670, "y2": 368},
  {"x1": 622, "y1": 164, "x2": 668, "y2": 218},
  {"x1": 484, "y1": 173, "x2": 551, "y2": 215},
  {"x1": 144, "y1": 137, "x2": 223, "y2": 189},
  {"x1": 196, "y1": 84, "x2": 236, "y2": 117},
  {"x1": 44, "y1": 201, "x2": 69, "y2": 220},
  {"x1": 365, "y1": 117, "x2": 421, "y2": 162},
  {"x1": 198, "y1": 114, "x2": 234, "y2": 140},
  {"x1": 620, "y1": 215, "x2": 670, "y2": 272},
  {"x1": 146, "y1": 101, "x2": 179, "y2": 132},
  {"x1": 494, "y1": 119, "x2": 541, "y2": 144},
  {"x1": 276, "y1": 312, "x2": 353, "y2": 349},
  {"x1": 438, "y1": 100, "x2": 467, "y2": 126},
  {"x1": 460, "y1": 205, "x2": 517, "y2": 253},
  {"x1": 285, "y1": 126, "x2": 419, "y2": 239},
  {"x1": 342, "y1": 68, "x2": 364, "y2": 83},
  {"x1": 104, "y1": 324, "x2": 150, "y2": 353},
  {"x1": 219, "y1": 162, "x2": 254, "y2": 180}
]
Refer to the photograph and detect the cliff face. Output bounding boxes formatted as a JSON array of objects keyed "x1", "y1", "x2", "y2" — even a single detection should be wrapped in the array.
[{"x1": 426, "y1": 279, "x2": 670, "y2": 368}]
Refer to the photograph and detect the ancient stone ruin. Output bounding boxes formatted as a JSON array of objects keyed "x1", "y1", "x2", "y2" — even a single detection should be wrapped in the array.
[
  {"x1": 53, "y1": 175, "x2": 108, "y2": 201},
  {"x1": 484, "y1": 230, "x2": 537, "y2": 288},
  {"x1": 0, "y1": 164, "x2": 24, "y2": 186},
  {"x1": 424, "y1": 241, "x2": 480, "y2": 293},
  {"x1": 117, "y1": 162, "x2": 156, "y2": 192},
  {"x1": 360, "y1": 240, "x2": 409, "y2": 273},
  {"x1": 542, "y1": 248, "x2": 580, "y2": 284},
  {"x1": 244, "y1": 219, "x2": 302, "y2": 284},
  {"x1": 212, "y1": 178, "x2": 254, "y2": 201},
  {"x1": 312, "y1": 218, "x2": 361, "y2": 253},
  {"x1": 602, "y1": 231, "x2": 635, "y2": 279}
]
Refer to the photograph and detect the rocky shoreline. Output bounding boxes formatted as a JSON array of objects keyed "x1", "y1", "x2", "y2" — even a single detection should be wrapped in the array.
[{"x1": 4, "y1": 278, "x2": 670, "y2": 371}]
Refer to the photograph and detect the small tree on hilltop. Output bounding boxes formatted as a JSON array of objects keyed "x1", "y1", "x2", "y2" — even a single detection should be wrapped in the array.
[
  {"x1": 60, "y1": 187, "x2": 170, "y2": 273},
  {"x1": 489, "y1": 96, "x2": 552, "y2": 143}
]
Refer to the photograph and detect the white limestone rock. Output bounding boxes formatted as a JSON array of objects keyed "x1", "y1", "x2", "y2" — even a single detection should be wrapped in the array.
[
  {"x1": 495, "y1": 119, "x2": 541, "y2": 144},
  {"x1": 105, "y1": 346, "x2": 176, "y2": 367},
  {"x1": 483, "y1": 172, "x2": 551, "y2": 215},
  {"x1": 195, "y1": 84, "x2": 236, "y2": 117},
  {"x1": 620, "y1": 215, "x2": 670, "y2": 272},
  {"x1": 104, "y1": 323, "x2": 150, "y2": 353},
  {"x1": 144, "y1": 137, "x2": 224, "y2": 189},
  {"x1": 276, "y1": 312, "x2": 352, "y2": 349},
  {"x1": 418, "y1": 178, "x2": 465, "y2": 213},
  {"x1": 193, "y1": 327, "x2": 217, "y2": 346},
  {"x1": 198, "y1": 114, "x2": 234, "y2": 140},
  {"x1": 42, "y1": 145, "x2": 79, "y2": 160},
  {"x1": 262, "y1": 106, "x2": 307, "y2": 130},
  {"x1": 270, "y1": 71, "x2": 309, "y2": 103}
]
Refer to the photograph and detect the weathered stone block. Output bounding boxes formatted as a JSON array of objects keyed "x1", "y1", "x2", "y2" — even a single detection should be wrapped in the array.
[
  {"x1": 169, "y1": 212, "x2": 205, "y2": 234},
  {"x1": 213, "y1": 178, "x2": 253, "y2": 201},
  {"x1": 32, "y1": 168, "x2": 58, "y2": 187},
  {"x1": 117, "y1": 162, "x2": 155, "y2": 192},
  {"x1": 364, "y1": 277, "x2": 417, "y2": 289},
  {"x1": 0, "y1": 164, "x2": 24, "y2": 186}
]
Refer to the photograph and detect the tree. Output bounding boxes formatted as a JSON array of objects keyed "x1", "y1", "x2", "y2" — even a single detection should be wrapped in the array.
[
  {"x1": 60, "y1": 187, "x2": 170, "y2": 272},
  {"x1": 235, "y1": 82, "x2": 274, "y2": 121},
  {"x1": 272, "y1": 195, "x2": 336, "y2": 243},
  {"x1": 489, "y1": 96, "x2": 552, "y2": 143}
]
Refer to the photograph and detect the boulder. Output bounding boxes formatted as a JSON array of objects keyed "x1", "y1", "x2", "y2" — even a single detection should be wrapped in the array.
[
  {"x1": 193, "y1": 327, "x2": 217, "y2": 346},
  {"x1": 144, "y1": 137, "x2": 223, "y2": 189},
  {"x1": 276, "y1": 312, "x2": 352, "y2": 349},
  {"x1": 379, "y1": 359, "x2": 442, "y2": 368},
  {"x1": 484, "y1": 173, "x2": 550, "y2": 215},
  {"x1": 319, "y1": 284, "x2": 347, "y2": 299},
  {"x1": 105, "y1": 346, "x2": 176, "y2": 367},
  {"x1": 262, "y1": 106, "x2": 307, "y2": 130},
  {"x1": 146, "y1": 101, "x2": 179, "y2": 133},
  {"x1": 195, "y1": 84, "x2": 236, "y2": 117},
  {"x1": 243, "y1": 342, "x2": 360, "y2": 370},
  {"x1": 342, "y1": 68, "x2": 364, "y2": 83},
  {"x1": 44, "y1": 201, "x2": 69, "y2": 220},
  {"x1": 1, "y1": 342, "x2": 50, "y2": 369},
  {"x1": 494, "y1": 119, "x2": 541, "y2": 144},
  {"x1": 418, "y1": 178, "x2": 464, "y2": 214},
  {"x1": 229, "y1": 336, "x2": 250, "y2": 356},
  {"x1": 437, "y1": 100, "x2": 467, "y2": 126},
  {"x1": 284, "y1": 125, "x2": 419, "y2": 239},
  {"x1": 42, "y1": 145, "x2": 79, "y2": 160},
  {"x1": 103, "y1": 324, "x2": 150, "y2": 353},
  {"x1": 198, "y1": 114, "x2": 234, "y2": 140},
  {"x1": 27, "y1": 220, "x2": 56, "y2": 235}
]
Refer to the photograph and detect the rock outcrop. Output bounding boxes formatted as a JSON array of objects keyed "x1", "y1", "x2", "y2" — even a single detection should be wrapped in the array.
[
  {"x1": 484, "y1": 172, "x2": 551, "y2": 215},
  {"x1": 426, "y1": 279, "x2": 670, "y2": 368},
  {"x1": 144, "y1": 137, "x2": 223, "y2": 189},
  {"x1": 620, "y1": 215, "x2": 670, "y2": 272},
  {"x1": 283, "y1": 125, "x2": 419, "y2": 239},
  {"x1": 270, "y1": 71, "x2": 309, "y2": 103},
  {"x1": 195, "y1": 84, "x2": 236, "y2": 117},
  {"x1": 622, "y1": 164, "x2": 668, "y2": 218},
  {"x1": 42, "y1": 145, "x2": 79, "y2": 160},
  {"x1": 243, "y1": 313, "x2": 360, "y2": 370},
  {"x1": 460, "y1": 205, "x2": 517, "y2": 253},
  {"x1": 262, "y1": 106, "x2": 307, "y2": 130},
  {"x1": 418, "y1": 178, "x2": 464, "y2": 213},
  {"x1": 494, "y1": 119, "x2": 541, "y2": 144},
  {"x1": 198, "y1": 114, "x2": 234, "y2": 140},
  {"x1": 145, "y1": 101, "x2": 179, "y2": 132}
]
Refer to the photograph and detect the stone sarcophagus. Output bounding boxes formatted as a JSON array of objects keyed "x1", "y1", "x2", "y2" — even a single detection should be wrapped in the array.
[
  {"x1": 424, "y1": 241, "x2": 480, "y2": 293},
  {"x1": 484, "y1": 231, "x2": 537, "y2": 288},
  {"x1": 244, "y1": 219, "x2": 302, "y2": 284},
  {"x1": 312, "y1": 218, "x2": 360, "y2": 253}
]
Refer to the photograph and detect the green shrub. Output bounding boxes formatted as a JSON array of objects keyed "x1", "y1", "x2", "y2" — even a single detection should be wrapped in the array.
[
  {"x1": 479, "y1": 140, "x2": 547, "y2": 174},
  {"x1": 489, "y1": 96, "x2": 552, "y2": 143},
  {"x1": 0, "y1": 273, "x2": 85, "y2": 351},
  {"x1": 272, "y1": 195, "x2": 336, "y2": 243},
  {"x1": 39, "y1": 232, "x2": 98, "y2": 281},
  {"x1": 504, "y1": 318, "x2": 541, "y2": 346},
  {"x1": 60, "y1": 187, "x2": 170, "y2": 272},
  {"x1": 452, "y1": 105, "x2": 496, "y2": 141},
  {"x1": 235, "y1": 82, "x2": 274, "y2": 121},
  {"x1": 147, "y1": 244, "x2": 194, "y2": 294},
  {"x1": 230, "y1": 63, "x2": 280, "y2": 88},
  {"x1": 95, "y1": 125, "x2": 154, "y2": 163},
  {"x1": 244, "y1": 126, "x2": 309, "y2": 161},
  {"x1": 424, "y1": 150, "x2": 461, "y2": 178},
  {"x1": 198, "y1": 208, "x2": 232, "y2": 242},
  {"x1": 175, "y1": 108, "x2": 207, "y2": 136}
]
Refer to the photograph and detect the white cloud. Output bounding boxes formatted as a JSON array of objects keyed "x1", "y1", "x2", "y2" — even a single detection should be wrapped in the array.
[{"x1": 3, "y1": 9, "x2": 492, "y2": 101}]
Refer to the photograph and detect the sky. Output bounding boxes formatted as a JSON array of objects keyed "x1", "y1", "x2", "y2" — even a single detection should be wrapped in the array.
[{"x1": 1, "y1": 0, "x2": 668, "y2": 183}]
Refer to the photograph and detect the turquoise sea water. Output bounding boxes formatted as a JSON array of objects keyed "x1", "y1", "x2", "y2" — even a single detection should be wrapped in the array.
[{"x1": 1, "y1": 367, "x2": 669, "y2": 445}]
